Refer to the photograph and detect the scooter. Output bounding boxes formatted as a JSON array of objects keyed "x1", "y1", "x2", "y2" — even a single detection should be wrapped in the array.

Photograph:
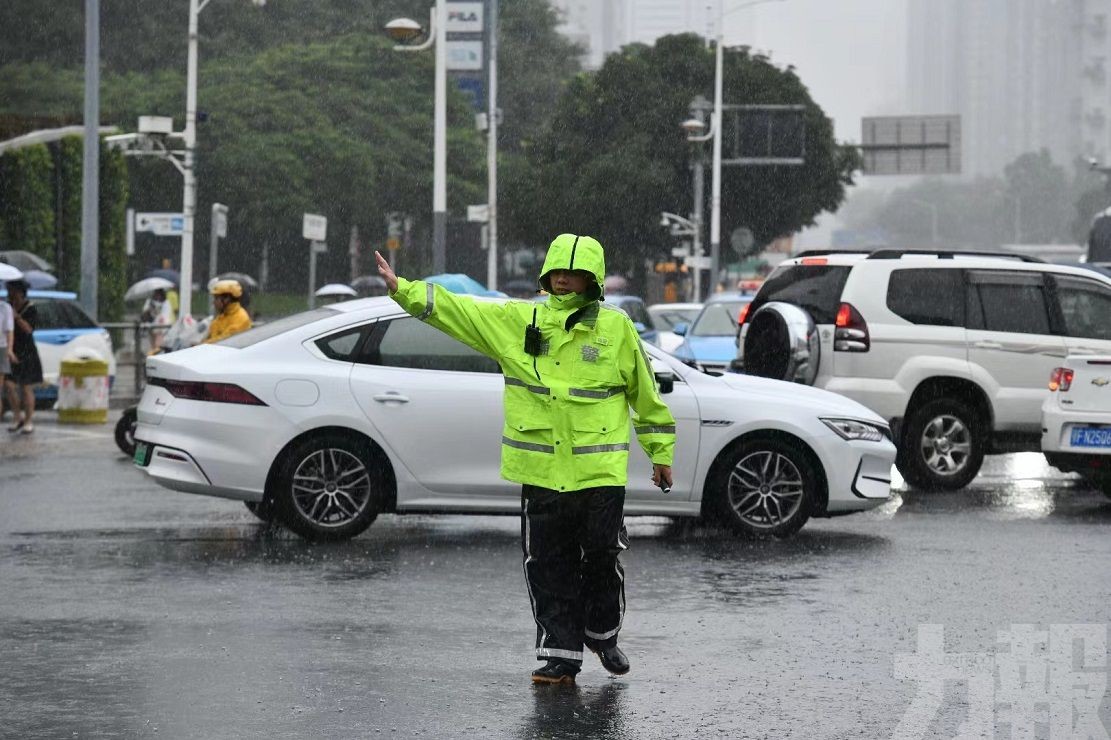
[{"x1": 115, "y1": 315, "x2": 209, "y2": 457}]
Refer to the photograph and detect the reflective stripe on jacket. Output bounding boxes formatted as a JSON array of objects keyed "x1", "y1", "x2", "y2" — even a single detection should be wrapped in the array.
[{"x1": 389, "y1": 279, "x2": 676, "y2": 492}]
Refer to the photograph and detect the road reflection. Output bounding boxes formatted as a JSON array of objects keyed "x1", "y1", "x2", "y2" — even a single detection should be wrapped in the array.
[{"x1": 519, "y1": 681, "x2": 628, "y2": 739}]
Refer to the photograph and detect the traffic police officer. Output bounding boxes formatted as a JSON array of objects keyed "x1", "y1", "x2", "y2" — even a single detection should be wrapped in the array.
[{"x1": 375, "y1": 234, "x2": 675, "y2": 685}]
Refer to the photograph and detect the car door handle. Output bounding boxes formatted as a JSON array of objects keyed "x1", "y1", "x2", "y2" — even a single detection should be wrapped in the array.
[
  {"x1": 373, "y1": 392, "x2": 410, "y2": 404},
  {"x1": 974, "y1": 341, "x2": 1003, "y2": 349}
]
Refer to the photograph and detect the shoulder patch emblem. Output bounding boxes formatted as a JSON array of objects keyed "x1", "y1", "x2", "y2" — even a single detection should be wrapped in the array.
[{"x1": 581, "y1": 345, "x2": 600, "y2": 362}]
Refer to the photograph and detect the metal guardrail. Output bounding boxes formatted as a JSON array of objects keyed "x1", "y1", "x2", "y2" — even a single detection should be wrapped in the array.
[{"x1": 101, "y1": 321, "x2": 172, "y2": 397}]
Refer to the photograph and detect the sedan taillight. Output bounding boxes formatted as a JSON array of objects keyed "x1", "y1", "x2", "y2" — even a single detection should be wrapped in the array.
[
  {"x1": 147, "y1": 377, "x2": 267, "y2": 405},
  {"x1": 1049, "y1": 367, "x2": 1074, "y2": 392}
]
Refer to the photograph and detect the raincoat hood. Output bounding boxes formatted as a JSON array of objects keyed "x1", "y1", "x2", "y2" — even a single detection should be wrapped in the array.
[{"x1": 538, "y1": 234, "x2": 606, "y2": 301}]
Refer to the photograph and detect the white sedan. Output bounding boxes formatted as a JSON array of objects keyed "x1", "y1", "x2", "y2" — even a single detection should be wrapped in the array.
[
  {"x1": 132, "y1": 297, "x2": 895, "y2": 541},
  {"x1": 1042, "y1": 355, "x2": 1111, "y2": 498}
]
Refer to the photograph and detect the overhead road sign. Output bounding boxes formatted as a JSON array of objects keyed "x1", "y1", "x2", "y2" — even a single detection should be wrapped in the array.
[
  {"x1": 722, "y1": 104, "x2": 807, "y2": 166},
  {"x1": 134, "y1": 212, "x2": 185, "y2": 236},
  {"x1": 861, "y1": 115, "x2": 961, "y2": 175}
]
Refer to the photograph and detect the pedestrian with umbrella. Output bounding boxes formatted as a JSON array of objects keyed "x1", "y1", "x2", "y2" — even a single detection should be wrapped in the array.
[{"x1": 4, "y1": 279, "x2": 43, "y2": 434}]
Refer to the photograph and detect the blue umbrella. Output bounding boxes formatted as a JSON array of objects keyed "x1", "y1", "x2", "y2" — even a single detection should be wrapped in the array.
[
  {"x1": 23, "y1": 270, "x2": 58, "y2": 290},
  {"x1": 424, "y1": 273, "x2": 491, "y2": 295}
]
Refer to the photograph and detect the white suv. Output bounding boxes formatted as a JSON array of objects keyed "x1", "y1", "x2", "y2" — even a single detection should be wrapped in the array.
[{"x1": 737, "y1": 249, "x2": 1111, "y2": 490}]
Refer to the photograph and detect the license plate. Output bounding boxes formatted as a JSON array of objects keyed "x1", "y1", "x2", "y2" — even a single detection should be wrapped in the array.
[
  {"x1": 133, "y1": 441, "x2": 151, "y2": 467},
  {"x1": 1069, "y1": 427, "x2": 1111, "y2": 448}
]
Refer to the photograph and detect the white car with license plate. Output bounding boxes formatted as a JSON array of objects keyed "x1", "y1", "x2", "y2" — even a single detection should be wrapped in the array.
[
  {"x1": 1042, "y1": 356, "x2": 1111, "y2": 497},
  {"x1": 131, "y1": 297, "x2": 896, "y2": 541}
]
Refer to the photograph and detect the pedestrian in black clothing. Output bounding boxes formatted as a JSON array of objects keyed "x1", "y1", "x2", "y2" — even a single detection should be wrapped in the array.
[{"x1": 6, "y1": 280, "x2": 42, "y2": 434}]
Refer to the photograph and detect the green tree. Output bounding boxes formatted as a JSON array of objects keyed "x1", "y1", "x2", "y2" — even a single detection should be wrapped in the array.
[
  {"x1": 841, "y1": 150, "x2": 1084, "y2": 249},
  {"x1": 502, "y1": 34, "x2": 859, "y2": 284},
  {"x1": 1003, "y1": 149, "x2": 1069, "y2": 244},
  {"x1": 0, "y1": 144, "x2": 55, "y2": 260},
  {"x1": 98, "y1": 143, "x2": 129, "y2": 321}
]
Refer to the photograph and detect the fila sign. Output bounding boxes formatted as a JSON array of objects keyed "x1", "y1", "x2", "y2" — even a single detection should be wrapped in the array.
[{"x1": 446, "y1": 2, "x2": 484, "y2": 33}]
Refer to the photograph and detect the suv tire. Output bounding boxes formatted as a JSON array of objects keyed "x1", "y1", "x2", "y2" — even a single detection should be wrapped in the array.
[
  {"x1": 708, "y1": 435, "x2": 816, "y2": 538},
  {"x1": 272, "y1": 433, "x2": 381, "y2": 542},
  {"x1": 897, "y1": 398, "x2": 985, "y2": 491}
]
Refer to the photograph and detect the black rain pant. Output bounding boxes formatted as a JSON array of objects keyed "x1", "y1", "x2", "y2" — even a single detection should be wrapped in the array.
[{"x1": 521, "y1": 484, "x2": 629, "y2": 667}]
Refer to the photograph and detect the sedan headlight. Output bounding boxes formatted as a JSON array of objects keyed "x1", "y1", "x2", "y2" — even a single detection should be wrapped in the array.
[{"x1": 820, "y1": 417, "x2": 886, "y2": 442}]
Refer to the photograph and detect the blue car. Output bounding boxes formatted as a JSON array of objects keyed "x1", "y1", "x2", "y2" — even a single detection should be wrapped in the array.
[
  {"x1": 671, "y1": 291, "x2": 752, "y2": 375},
  {"x1": 0, "y1": 289, "x2": 116, "y2": 403}
]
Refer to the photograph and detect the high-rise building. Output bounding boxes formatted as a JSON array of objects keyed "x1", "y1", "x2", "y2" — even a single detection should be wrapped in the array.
[
  {"x1": 551, "y1": 0, "x2": 715, "y2": 69},
  {"x1": 906, "y1": 0, "x2": 1107, "y2": 178}
]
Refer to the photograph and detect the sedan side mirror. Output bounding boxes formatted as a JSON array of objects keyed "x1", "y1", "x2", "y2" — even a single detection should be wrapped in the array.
[
  {"x1": 672, "y1": 322, "x2": 688, "y2": 336},
  {"x1": 633, "y1": 321, "x2": 647, "y2": 334},
  {"x1": 654, "y1": 370, "x2": 676, "y2": 394}
]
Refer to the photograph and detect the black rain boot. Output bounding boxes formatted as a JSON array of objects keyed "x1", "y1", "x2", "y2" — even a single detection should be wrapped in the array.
[
  {"x1": 531, "y1": 660, "x2": 579, "y2": 685},
  {"x1": 585, "y1": 640, "x2": 630, "y2": 675}
]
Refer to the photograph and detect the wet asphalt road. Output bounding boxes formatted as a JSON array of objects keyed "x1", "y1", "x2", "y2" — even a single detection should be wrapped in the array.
[{"x1": 2, "y1": 414, "x2": 1111, "y2": 739}]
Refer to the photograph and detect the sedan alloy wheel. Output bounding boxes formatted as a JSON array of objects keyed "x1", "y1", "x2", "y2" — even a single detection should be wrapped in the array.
[
  {"x1": 711, "y1": 436, "x2": 814, "y2": 537},
  {"x1": 273, "y1": 433, "x2": 381, "y2": 541}
]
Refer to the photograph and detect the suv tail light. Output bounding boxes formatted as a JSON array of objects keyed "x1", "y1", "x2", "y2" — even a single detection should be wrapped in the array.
[
  {"x1": 834, "y1": 302, "x2": 869, "y2": 352},
  {"x1": 1049, "y1": 367, "x2": 1074, "y2": 392},
  {"x1": 148, "y1": 377, "x2": 267, "y2": 405},
  {"x1": 737, "y1": 302, "x2": 752, "y2": 326}
]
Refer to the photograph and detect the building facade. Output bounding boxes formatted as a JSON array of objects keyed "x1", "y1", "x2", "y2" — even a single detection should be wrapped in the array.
[
  {"x1": 907, "y1": 0, "x2": 1111, "y2": 177},
  {"x1": 551, "y1": 0, "x2": 716, "y2": 69}
]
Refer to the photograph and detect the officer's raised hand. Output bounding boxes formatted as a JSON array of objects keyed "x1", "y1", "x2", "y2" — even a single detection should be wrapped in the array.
[{"x1": 375, "y1": 251, "x2": 398, "y2": 293}]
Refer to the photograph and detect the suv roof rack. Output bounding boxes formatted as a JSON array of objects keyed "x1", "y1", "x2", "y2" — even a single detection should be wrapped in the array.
[
  {"x1": 790, "y1": 249, "x2": 871, "y2": 259},
  {"x1": 865, "y1": 248, "x2": 1045, "y2": 263}
]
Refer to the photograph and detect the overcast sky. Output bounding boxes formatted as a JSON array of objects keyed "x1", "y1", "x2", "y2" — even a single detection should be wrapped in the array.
[{"x1": 724, "y1": 0, "x2": 908, "y2": 143}]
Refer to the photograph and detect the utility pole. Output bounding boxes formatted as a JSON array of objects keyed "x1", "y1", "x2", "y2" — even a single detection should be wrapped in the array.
[
  {"x1": 179, "y1": 0, "x2": 202, "y2": 319},
  {"x1": 692, "y1": 155, "x2": 705, "y2": 302},
  {"x1": 207, "y1": 202, "x2": 227, "y2": 314},
  {"x1": 80, "y1": 0, "x2": 100, "y2": 319},
  {"x1": 485, "y1": 0, "x2": 499, "y2": 291},
  {"x1": 432, "y1": 0, "x2": 447, "y2": 273}
]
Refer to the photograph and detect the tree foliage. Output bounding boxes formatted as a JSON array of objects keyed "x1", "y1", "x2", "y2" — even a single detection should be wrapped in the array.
[
  {"x1": 841, "y1": 149, "x2": 1100, "y2": 248},
  {"x1": 502, "y1": 34, "x2": 859, "y2": 282},
  {"x1": 0, "y1": 0, "x2": 581, "y2": 290},
  {"x1": 0, "y1": 145, "x2": 55, "y2": 261},
  {"x1": 0, "y1": 138, "x2": 128, "y2": 320}
]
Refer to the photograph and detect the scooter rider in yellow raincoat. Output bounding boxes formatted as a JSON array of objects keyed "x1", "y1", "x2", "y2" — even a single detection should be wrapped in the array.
[
  {"x1": 204, "y1": 279, "x2": 252, "y2": 344},
  {"x1": 376, "y1": 234, "x2": 675, "y2": 685}
]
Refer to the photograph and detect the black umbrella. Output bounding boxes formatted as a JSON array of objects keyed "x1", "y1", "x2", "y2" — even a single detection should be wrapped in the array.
[
  {"x1": 352, "y1": 275, "x2": 388, "y2": 296},
  {"x1": 213, "y1": 271, "x2": 259, "y2": 289}
]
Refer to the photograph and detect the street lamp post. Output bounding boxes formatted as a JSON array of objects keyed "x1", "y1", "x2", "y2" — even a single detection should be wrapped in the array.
[
  {"x1": 706, "y1": 0, "x2": 787, "y2": 295},
  {"x1": 179, "y1": 0, "x2": 265, "y2": 320},
  {"x1": 681, "y1": 97, "x2": 711, "y2": 300},
  {"x1": 485, "y1": 0, "x2": 499, "y2": 291},
  {"x1": 387, "y1": 2, "x2": 448, "y2": 275},
  {"x1": 80, "y1": 0, "x2": 100, "y2": 320},
  {"x1": 660, "y1": 212, "x2": 700, "y2": 300}
]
